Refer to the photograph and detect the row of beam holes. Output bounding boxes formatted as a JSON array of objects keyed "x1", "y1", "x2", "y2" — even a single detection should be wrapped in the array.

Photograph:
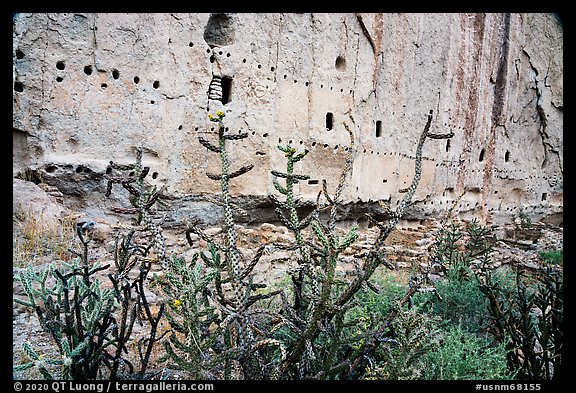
[
  {"x1": 189, "y1": 123, "x2": 440, "y2": 160},
  {"x1": 180, "y1": 128, "x2": 529, "y2": 193},
  {"x1": 210, "y1": 51, "x2": 354, "y2": 95},
  {"x1": 435, "y1": 164, "x2": 544, "y2": 182},
  {"x1": 423, "y1": 200, "x2": 479, "y2": 207},
  {"x1": 282, "y1": 74, "x2": 354, "y2": 95},
  {"x1": 48, "y1": 164, "x2": 154, "y2": 180},
  {"x1": 259, "y1": 130, "x2": 353, "y2": 152},
  {"x1": 52, "y1": 60, "x2": 161, "y2": 100},
  {"x1": 493, "y1": 168, "x2": 539, "y2": 177},
  {"x1": 423, "y1": 202, "x2": 521, "y2": 212},
  {"x1": 104, "y1": 165, "x2": 159, "y2": 179},
  {"x1": 218, "y1": 45, "x2": 347, "y2": 88},
  {"x1": 189, "y1": 125, "x2": 355, "y2": 153},
  {"x1": 186, "y1": 124, "x2": 524, "y2": 187},
  {"x1": 346, "y1": 194, "x2": 535, "y2": 211},
  {"x1": 205, "y1": 45, "x2": 353, "y2": 126},
  {"x1": 361, "y1": 149, "x2": 435, "y2": 161},
  {"x1": 204, "y1": 45, "x2": 277, "y2": 75},
  {"x1": 437, "y1": 149, "x2": 512, "y2": 168}
]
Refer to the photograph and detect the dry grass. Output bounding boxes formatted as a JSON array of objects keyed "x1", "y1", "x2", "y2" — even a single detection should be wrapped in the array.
[{"x1": 13, "y1": 208, "x2": 78, "y2": 268}]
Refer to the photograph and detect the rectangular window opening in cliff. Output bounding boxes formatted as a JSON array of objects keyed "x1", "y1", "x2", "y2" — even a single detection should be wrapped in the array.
[
  {"x1": 221, "y1": 77, "x2": 233, "y2": 104},
  {"x1": 308, "y1": 179, "x2": 319, "y2": 185},
  {"x1": 326, "y1": 112, "x2": 333, "y2": 131},
  {"x1": 542, "y1": 192, "x2": 547, "y2": 201},
  {"x1": 376, "y1": 120, "x2": 382, "y2": 138}
]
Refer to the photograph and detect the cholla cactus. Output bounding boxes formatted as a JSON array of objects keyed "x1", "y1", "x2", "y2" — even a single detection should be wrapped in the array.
[
  {"x1": 106, "y1": 146, "x2": 168, "y2": 272},
  {"x1": 13, "y1": 147, "x2": 169, "y2": 380},
  {"x1": 13, "y1": 340, "x2": 82, "y2": 379},
  {"x1": 162, "y1": 114, "x2": 286, "y2": 379},
  {"x1": 269, "y1": 144, "x2": 316, "y2": 321},
  {"x1": 267, "y1": 111, "x2": 454, "y2": 379},
  {"x1": 160, "y1": 252, "x2": 222, "y2": 378},
  {"x1": 104, "y1": 146, "x2": 168, "y2": 378},
  {"x1": 272, "y1": 121, "x2": 359, "y2": 378},
  {"x1": 13, "y1": 231, "x2": 116, "y2": 379}
]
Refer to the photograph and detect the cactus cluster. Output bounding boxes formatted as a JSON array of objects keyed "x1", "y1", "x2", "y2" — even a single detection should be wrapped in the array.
[
  {"x1": 15, "y1": 108, "x2": 482, "y2": 381},
  {"x1": 14, "y1": 147, "x2": 169, "y2": 379},
  {"x1": 474, "y1": 234, "x2": 563, "y2": 380},
  {"x1": 421, "y1": 215, "x2": 563, "y2": 380},
  {"x1": 14, "y1": 224, "x2": 120, "y2": 379},
  {"x1": 157, "y1": 110, "x2": 456, "y2": 379}
]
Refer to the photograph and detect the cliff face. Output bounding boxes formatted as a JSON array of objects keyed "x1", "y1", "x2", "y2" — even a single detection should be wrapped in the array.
[{"x1": 12, "y1": 13, "x2": 563, "y2": 226}]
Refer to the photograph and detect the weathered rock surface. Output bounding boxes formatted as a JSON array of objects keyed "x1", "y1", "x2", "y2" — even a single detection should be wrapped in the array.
[
  {"x1": 13, "y1": 178, "x2": 69, "y2": 232},
  {"x1": 13, "y1": 13, "x2": 562, "y2": 227}
]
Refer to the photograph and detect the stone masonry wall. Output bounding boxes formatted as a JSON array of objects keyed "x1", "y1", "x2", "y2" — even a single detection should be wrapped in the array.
[{"x1": 12, "y1": 13, "x2": 563, "y2": 227}]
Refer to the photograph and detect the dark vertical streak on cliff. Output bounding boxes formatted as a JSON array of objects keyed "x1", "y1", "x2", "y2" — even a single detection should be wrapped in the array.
[
  {"x1": 356, "y1": 13, "x2": 383, "y2": 92},
  {"x1": 482, "y1": 13, "x2": 511, "y2": 219},
  {"x1": 491, "y1": 13, "x2": 511, "y2": 128},
  {"x1": 455, "y1": 13, "x2": 486, "y2": 194}
]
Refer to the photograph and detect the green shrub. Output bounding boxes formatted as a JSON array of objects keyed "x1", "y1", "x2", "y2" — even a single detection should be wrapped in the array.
[
  {"x1": 347, "y1": 270, "x2": 407, "y2": 333},
  {"x1": 416, "y1": 265, "x2": 490, "y2": 334},
  {"x1": 538, "y1": 249, "x2": 563, "y2": 265},
  {"x1": 422, "y1": 324, "x2": 515, "y2": 380},
  {"x1": 364, "y1": 306, "x2": 441, "y2": 380}
]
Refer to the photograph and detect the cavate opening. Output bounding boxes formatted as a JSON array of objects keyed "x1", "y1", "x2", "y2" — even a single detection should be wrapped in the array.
[
  {"x1": 505, "y1": 150, "x2": 510, "y2": 162},
  {"x1": 335, "y1": 55, "x2": 346, "y2": 72},
  {"x1": 376, "y1": 120, "x2": 382, "y2": 138},
  {"x1": 479, "y1": 148, "x2": 485, "y2": 162},
  {"x1": 203, "y1": 13, "x2": 236, "y2": 48},
  {"x1": 326, "y1": 112, "x2": 334, "y2": 131},
  {"x1": 221, "y1": 77, "x2": 233, "y2": 104}
]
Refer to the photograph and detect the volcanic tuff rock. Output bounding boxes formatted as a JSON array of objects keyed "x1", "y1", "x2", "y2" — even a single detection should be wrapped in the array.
[{"x1": 12, "y1": 13, "x2": 562, "y2": 226}]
